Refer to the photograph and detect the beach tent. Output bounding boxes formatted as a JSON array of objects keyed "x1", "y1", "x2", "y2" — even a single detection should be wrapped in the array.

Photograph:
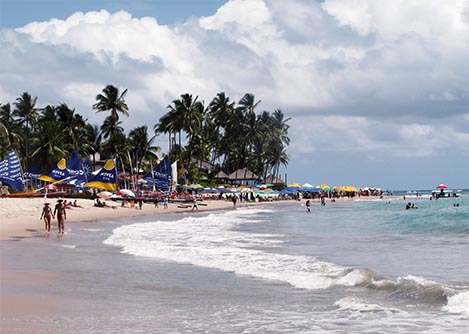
[
  {"x1": 0, "y1": 151, "x2": 24, "y2": 191},
  {"x1": 84, "y1": 159, "x2": 117, "y2": 191}
]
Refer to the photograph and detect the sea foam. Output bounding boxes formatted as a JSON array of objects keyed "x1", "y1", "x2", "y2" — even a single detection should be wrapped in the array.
[
  {"x1": 104, "y1": 206, "x2": 468, "y2": 310},
  {"x1": 443, "y1": 291, "x2": 469, "y2": 316}
]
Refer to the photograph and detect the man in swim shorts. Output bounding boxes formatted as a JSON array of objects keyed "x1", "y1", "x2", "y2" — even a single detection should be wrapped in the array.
[{"x1": 54, "y1": 199, "x2": 67, "y2": 234}]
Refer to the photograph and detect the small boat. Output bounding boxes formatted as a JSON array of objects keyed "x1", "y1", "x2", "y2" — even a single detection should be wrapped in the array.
[{"x1": 431, "y1": 189, "x2": 459, "y2": 198}]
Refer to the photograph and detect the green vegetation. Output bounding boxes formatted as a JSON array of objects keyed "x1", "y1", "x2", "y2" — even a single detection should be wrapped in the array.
[{"x1": 1, "y1": 86, "x2": 290, "y2": 184}]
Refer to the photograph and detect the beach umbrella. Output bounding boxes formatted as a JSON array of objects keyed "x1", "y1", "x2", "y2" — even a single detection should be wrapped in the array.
[
  {"x1": 302, "y1": 183, "x2": 314, "y2": 188},
  {"x1": 118, "y1": 189, "x2": 136, "y2": 198},
  {"x1": 44, "y1": 184, "x2": 57, "y2": 191},
  {"x1": 288, "y1": 182, "x2": 301, "y2": 187},
  {"x1": 97, "y1": 191, "x2": 113, "y2": 199},
  {"x1": 436, "y1": 184, "x2": 448, "y2": 189}
]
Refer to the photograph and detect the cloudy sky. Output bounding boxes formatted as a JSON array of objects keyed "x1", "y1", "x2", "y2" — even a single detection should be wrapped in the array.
[{"x1": 1, "y1": 0, "x2": 468, "y2": 190}]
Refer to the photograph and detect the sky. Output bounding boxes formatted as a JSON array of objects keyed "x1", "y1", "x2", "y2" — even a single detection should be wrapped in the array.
[{"x1": 1, "y1": 0, "x2": 468, "y2": 190}]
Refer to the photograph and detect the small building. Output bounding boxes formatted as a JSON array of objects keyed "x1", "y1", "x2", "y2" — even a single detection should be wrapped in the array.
[
  {"x1": 229, "y1": 168, "x2": 259, "y2": 186},
  {"x1": 264, "y1": 174, "x2": 285, "y2": 185},
  {"x1": 213, "y1": 170, "x2": 230, "y2": 183},
  {"x1": 191, "y1": 157, "x2": 213, "y2": 174}
]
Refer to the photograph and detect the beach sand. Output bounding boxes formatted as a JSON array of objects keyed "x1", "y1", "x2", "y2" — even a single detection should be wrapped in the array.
[
  {"x1": 0, "y1": 196, "x2": 295, "y2": 330},
  {"x1": 0, "y1": 197, "x2": 244, "y2": 240}
]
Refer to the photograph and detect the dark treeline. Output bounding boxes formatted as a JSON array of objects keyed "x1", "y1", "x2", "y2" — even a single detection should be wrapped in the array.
[{"x1": 0, "y1": 85, "x2": 290, "y2": 184}]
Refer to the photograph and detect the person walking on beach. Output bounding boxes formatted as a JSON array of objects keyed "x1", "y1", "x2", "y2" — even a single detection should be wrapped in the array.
[
  {"x1": 137, "y1": 195, "x2": 143, "y2": 210},
  {"x1": 40, "y1": 202, "x2": 53, "y2": 232},
  {"x1": 306, "y1": 200, "x2": 311, "y2": 212},
  {"x1": 232, "y1": 195, "x2": 238, "y2": 208},
  {"x1": 54, "y1": 199, "x2": 66, "y2": 234},
  {"x1": 163, "y1": 196, "x2": 168, "y2": 209},
  {"x1": 191, "y1": 196, "x2": 198, "y2": 211}
]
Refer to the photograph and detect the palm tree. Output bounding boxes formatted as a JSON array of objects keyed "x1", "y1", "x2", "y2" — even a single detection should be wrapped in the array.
[
  {"x1": 93, "y1": 85, "x2": 129, "y2": 122},
  {"x1": 56, "y1": 103, "x2": 88, "y2": 151},
  {"x1": 84, "y1": 124, "x2": 103, "y2": 171},
  {"x1": 30, "y1": 122, "x2": 68, "y2": 170},
  {"x1": 101, "y1": 116, "x2": 124, "y2": 139},
  {"x1": 13, "y1": 92, "x2": 38, "y2": 169},
  {"x1": 155, "y1": 94, "x2": 203, "y2": 172},
  {"x1": 127, "y1": 125, "x2": 160, "y2": 177},
  {"x1": 207, "y1": 92, "x2": 234, "y2": 129},
  {"x1": 0, "y1": 103, "x2": 22, "y2": 157}
]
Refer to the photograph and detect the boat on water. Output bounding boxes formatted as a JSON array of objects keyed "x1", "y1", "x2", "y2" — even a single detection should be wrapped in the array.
[{"x1": 431, "y1": 189, "x2": 459, "y2": 198}]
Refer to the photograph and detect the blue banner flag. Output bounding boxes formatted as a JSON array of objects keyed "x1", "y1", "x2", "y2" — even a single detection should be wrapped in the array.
[
  {"x1": 66, "y1": 150, "x2": 89, "y2": 186},
  {"x1": 39, "y1": 157, "x2": 69, "y2": 182},
  {"x1": 0, "y1": 151, "x2": 24, "y2": 191},
  {"x1": 143, "y1": 156, "x2": 172, "y2": 192},
  {"x1": 84, "y1": 159, "x2": 117, "y2": 191}
]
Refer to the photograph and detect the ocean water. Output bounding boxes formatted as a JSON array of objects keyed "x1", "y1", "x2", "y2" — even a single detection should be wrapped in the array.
[{"x1": 2, "y1": 192, "x2": 468, "y2": 333}]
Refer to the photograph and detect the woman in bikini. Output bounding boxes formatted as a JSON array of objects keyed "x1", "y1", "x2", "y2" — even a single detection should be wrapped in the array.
[{"x1": 40, "y1": 202, "x2": 54, "y2": 233}]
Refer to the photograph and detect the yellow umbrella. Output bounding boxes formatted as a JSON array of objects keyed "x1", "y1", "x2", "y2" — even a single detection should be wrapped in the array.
[{"x1": 288, "y1": 183, "x2": 301, "y2": 187}]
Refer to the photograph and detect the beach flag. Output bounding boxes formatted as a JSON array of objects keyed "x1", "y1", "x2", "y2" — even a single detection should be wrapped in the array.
[
  {"x1": 39, "y1": 158, "x2": 69, "y2": 182},
  {"x1": 66, "y1": 150, "x2": 90, "y2": 186},
  {"x1": 84, "y1": 159, "x2": 117, "y2": 191},
  {"x1": 143, "y1": 156, "x2": 172, "y2": 192},
  {"x1": 171, "y1": 161, "x2": 177, "y2": 191},
  {"x1": 0, "y1": 151, "x2": 24, "y2": 191}
]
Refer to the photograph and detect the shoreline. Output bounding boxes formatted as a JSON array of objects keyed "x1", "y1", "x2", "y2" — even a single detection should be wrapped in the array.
[
  {"x1": 0, "y1": 197, "x2": 299, "y2": 241},
  {"x1": 0, "y1": 195, "x2": 399, "y2": 241}
]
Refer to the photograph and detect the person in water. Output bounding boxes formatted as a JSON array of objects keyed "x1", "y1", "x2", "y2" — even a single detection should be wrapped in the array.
[
  {"x1": 40, "y1": 202, "x2": 53, "y2": 232},
  {"x1": 306, "y1": 200, "x2": 311, "y2": 212},
  {"x1": 54, "y1": 199, "x2": 66, "y2": 234}
]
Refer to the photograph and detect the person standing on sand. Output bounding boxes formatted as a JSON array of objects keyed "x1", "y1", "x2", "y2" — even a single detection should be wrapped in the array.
[
  {"x1": 137, "y1": 195, "x2": 143, "y2": 210},
  {"x1": 54, "y1": 199, "x2": 66, "y2": 234},
  {"x1": 191, "y1": 196, "x2": 198, "y2": 211},
  {"x1": 232, "y1": 195, "x2": 238, "y2": 208},
  {"x1": 306, "y1": 200, "x2": 311, "y2": 212},
  {"x1": 40, "y1": 202, "x2": 53, "y2": 232}
]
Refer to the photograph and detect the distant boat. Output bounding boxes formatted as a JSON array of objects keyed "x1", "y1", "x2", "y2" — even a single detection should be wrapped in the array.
[{"x1": 431, "y1": 189, "x2": 459, "y2": 198}]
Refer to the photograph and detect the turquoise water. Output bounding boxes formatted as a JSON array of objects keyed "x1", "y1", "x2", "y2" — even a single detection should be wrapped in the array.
[{"x1": 2, "y1": 192, "x2": 468, "y2": 333}]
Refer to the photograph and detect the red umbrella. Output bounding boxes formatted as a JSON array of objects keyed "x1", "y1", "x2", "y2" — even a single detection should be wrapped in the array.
[
  {"x1": 44, "y1": 184, "x2": 57, "y2": 191},
  {"x1": 436, "y1": 184, "x2": 448, "y2": 189}
]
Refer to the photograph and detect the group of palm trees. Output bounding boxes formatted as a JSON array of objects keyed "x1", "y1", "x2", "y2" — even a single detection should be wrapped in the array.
[{"x1": 1, "y1": 85, "x2": 290, "y2": 187}]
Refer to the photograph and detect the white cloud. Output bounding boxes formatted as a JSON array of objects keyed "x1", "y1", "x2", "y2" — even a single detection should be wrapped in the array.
[{"x1": 1, "y1": 0, "x2": 469, "y2": 188}]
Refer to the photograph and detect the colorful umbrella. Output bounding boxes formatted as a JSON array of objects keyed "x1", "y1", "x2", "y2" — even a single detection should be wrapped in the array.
[
  {"x1": 436, "y1": 184, "x2": 448, "y2": 189},
  {"x1": 118, "y1": 189, "x2": 136, "y2": 198}
]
